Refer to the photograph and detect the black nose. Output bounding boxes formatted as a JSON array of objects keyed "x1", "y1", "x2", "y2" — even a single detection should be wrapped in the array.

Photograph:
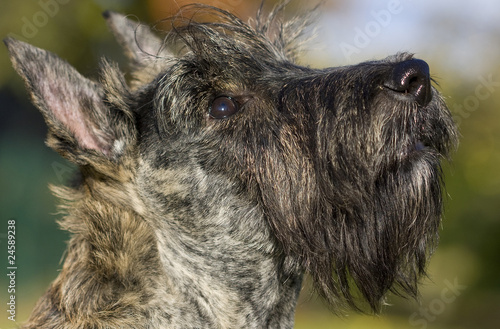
[{"x1": 384, "y1": 59, "x2": 432, "y2": 107}]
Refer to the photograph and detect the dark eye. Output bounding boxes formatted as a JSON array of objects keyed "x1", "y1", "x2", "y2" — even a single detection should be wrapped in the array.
[{"x1": 209, "y1": 96, "x2": 239, "y2": 119}]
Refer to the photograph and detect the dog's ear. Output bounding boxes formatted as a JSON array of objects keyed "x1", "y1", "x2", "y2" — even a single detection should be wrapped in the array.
[
  {"x1": 103, "y1": 11, "x2": 167, "y2": 64},
  {"x1": 104, "y1": 11, "x2": 171, "y2": 86},
  {"x1": 4, "y1": 37, "x2": 134, "y2": 166}
]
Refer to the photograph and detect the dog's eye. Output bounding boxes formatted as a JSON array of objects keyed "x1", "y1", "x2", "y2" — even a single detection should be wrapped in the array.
[{"x1": 209, "y1": 96, "x2": 239, "y2": 119}]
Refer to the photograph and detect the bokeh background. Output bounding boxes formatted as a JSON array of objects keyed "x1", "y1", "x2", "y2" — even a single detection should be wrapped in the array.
[{"x1": 1, "y1": 0, "x2": 499, "y2": 328}]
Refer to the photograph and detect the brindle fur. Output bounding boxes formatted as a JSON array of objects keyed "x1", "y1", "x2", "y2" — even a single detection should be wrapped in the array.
[{"x1": 5, "y1": 3, "x2": 457, "y2": 328}]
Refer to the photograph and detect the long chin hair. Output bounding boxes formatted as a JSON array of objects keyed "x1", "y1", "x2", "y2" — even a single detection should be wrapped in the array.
[
  {"x1": 253, "y1": 75, "x2": 457, "y2": 313},
  {"x1": 259, "y1": 137, "x2": 445, "y2": 312}
]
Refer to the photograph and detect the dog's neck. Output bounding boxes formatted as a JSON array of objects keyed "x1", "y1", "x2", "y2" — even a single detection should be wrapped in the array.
[
  {"x1": 23, "y1": 168, "x2": 303, "y2": 328},
  {"x1": 136, "y1": 164, "x2": 304, "y2": 328},
  {"x1": 151, "y1": 211, "x2": 303, "y2": 328}
]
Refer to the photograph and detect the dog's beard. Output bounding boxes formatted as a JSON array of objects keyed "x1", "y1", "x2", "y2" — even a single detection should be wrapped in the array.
[{"x1": 256, "y1": 87, "x2": 457, "y2": 312}]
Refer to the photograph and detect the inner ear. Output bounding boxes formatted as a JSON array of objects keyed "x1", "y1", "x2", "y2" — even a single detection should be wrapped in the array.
[
  {"x1": 5, "y1": 37, "x2": 132, "y2": 162},
  {"x1": 46, "y1": 75, "x2": 113, "y2": 154}
]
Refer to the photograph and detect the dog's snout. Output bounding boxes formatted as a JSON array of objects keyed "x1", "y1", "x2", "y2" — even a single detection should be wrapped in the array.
[{"x1": 385, "y1": 59, "x2": 432, "y2": 107}]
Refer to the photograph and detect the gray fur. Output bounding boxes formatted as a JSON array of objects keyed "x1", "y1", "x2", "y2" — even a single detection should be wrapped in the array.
[{"x1": 5, "y1": 3, "x2": 457, "y2": 328}]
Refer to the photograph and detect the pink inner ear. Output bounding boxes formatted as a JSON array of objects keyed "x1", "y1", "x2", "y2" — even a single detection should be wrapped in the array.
[{"x1": 41, "y1": 79, "x2": 104, "y2": 153}]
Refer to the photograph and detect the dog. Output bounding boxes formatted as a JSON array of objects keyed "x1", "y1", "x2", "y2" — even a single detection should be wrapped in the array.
[{"x1": 5, "y1": 3, "x2": 457, "y2": 328}]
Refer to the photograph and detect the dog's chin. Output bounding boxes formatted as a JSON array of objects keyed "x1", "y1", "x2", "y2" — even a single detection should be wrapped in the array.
[
  {"x1": 396, "y1": 140, "x2": 423, "y2": 162},
  {"x1": 414, "y1": 141, "x2": 426, "y2": 152},
  {"x1": 391, "y1": 140, "x2": 442, "y2": 176},
  {"x1": 408, "y1": 140, "x2": 429, "y2": 158}
]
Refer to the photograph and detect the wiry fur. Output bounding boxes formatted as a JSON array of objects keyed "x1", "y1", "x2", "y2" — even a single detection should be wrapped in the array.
[{"x1": 5, "y1": 3, "x2": 457, "y2": 328}]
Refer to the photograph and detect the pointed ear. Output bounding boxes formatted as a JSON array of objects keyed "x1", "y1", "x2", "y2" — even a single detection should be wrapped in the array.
[
  {"x1": 4, "y1": 37, "x2": 134, "y2": 165},
  {"x1": 103, "y1": 11, "x2": 170, "y2": 65}
]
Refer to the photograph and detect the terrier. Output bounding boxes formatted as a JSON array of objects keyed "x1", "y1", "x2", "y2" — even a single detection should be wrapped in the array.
[{"x1": 5, "y1": 3, "x2": 457, "y2": 328}]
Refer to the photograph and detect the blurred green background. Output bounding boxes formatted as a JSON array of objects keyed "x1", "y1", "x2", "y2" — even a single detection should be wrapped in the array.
[{"x1": 1, "y1": 0, "x2": 499, "y2": 328}]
